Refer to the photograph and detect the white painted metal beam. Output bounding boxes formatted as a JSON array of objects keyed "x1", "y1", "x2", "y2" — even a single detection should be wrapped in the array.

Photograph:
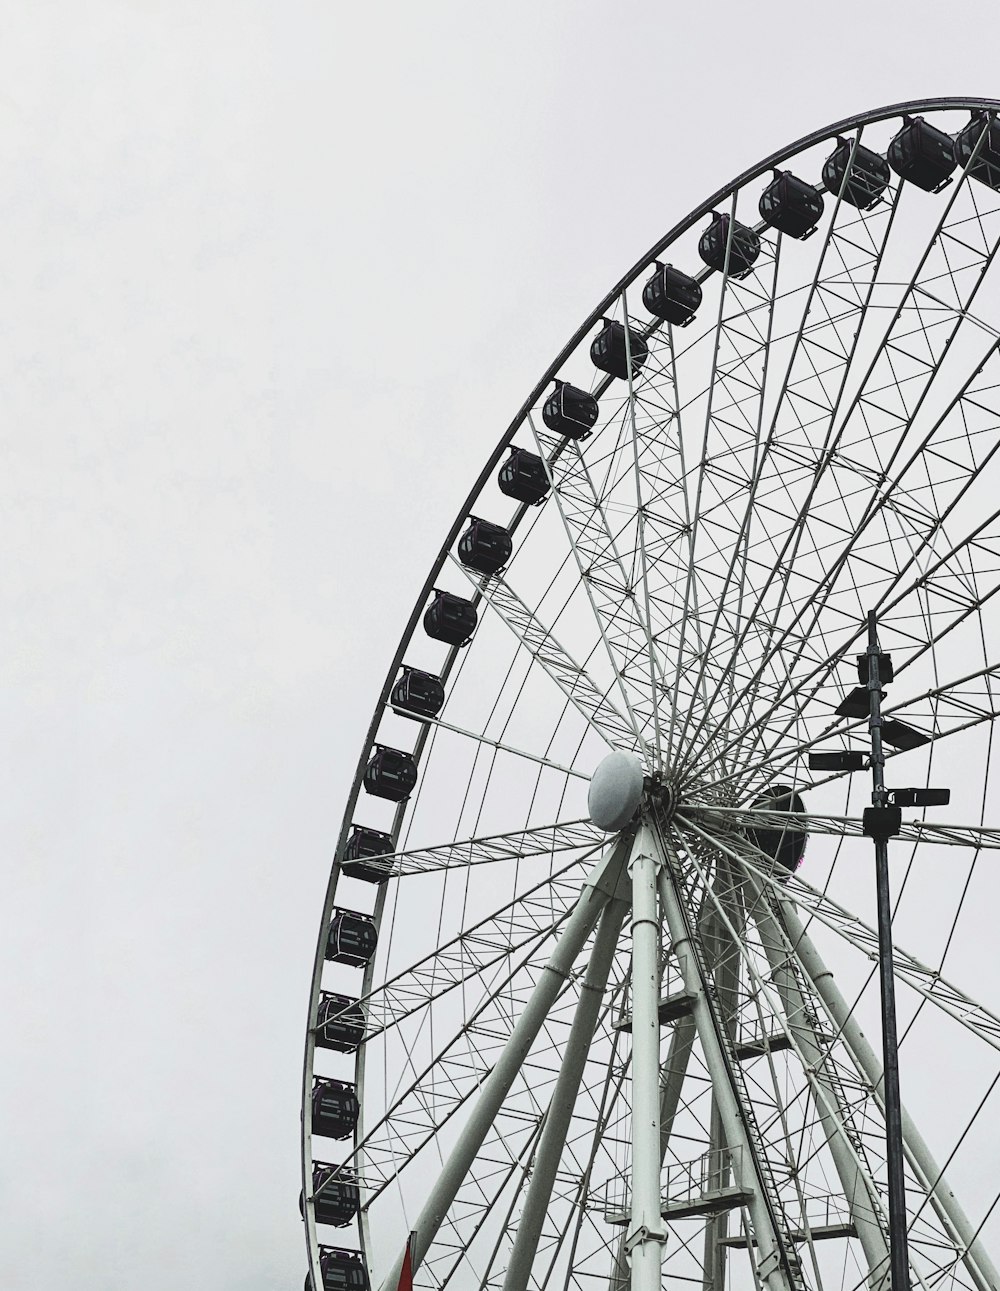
[
  {"x1": 503, "y1": 895, "x2": 628, "y2": 1291},
  {"x1": 378, "y1": 832, "x2": 632, "y2": 1291},
  {"x1": 655, "y1": 834, "x2": 797, "y2": 1291},
  {"x1": 627, "y1": 823, "x2": 668, "y2": 1291},
  {"x1": 782, "y1": 897, "x2": 1000, "y2": 1291}
]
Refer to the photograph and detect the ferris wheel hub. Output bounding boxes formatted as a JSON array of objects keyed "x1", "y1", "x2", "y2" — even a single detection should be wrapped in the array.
[
  {"x1": 588, "y1": 751, "x2": 645, "y2": 831},
  {"x1": 647, "y1": 773, "x2": 678, "y2": 823}
]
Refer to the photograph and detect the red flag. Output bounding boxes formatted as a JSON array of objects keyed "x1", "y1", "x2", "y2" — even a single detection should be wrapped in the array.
[{"x1": 397, "y1": 1231, "x2": 415, "y2": 1291}]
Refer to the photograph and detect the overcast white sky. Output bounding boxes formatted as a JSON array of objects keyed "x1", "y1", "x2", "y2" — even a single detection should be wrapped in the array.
[{"x1": 2, "y1": 4, "x2": 1000, "y2": 1288}]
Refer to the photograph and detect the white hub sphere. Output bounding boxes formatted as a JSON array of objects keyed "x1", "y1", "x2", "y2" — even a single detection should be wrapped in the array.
[{"x1": 588, "y1": 751, "x2": 644, "y2": 832}]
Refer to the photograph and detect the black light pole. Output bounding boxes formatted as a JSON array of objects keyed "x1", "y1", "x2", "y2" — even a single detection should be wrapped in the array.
[
  {"x1": 811, "y1": 617, "x2": 949, "y2": 1286},
  {"x1": 864, "y1": 609, "x2": 910, "y2": 1291}
]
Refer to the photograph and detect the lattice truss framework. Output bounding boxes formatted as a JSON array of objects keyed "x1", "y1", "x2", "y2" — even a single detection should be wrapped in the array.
[
  {"x1": 317, "y1": 812, "x2": 1000, "y2": 1291},
  {"x1": 303, "y1": 106, "x2": 1000, "y2": 1291}
]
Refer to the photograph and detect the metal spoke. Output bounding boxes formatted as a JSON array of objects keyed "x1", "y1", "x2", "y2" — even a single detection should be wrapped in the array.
[
  {"x1": 379, "y1": 835, "x2": 629, "y2": 1291},
  {"x1": 671, "y1": 814, "x2": 1000, "y2": 1291},
  {"x1": 503, "y1": 898, "x2": 629, "y2": 1291},
  {"x1": 346, "y1": 905, "x2": 575, "y2": 1197},
  {"x1": 672, "y1": 833, "x2": 894, "y2": 1288},
  {"x1": 672, "y1": 143, "x2": 904, "y2": 768},
  {"x1": 682, "y1": 804, "x2": 1000, "y2": 852},
  {"x1": 679, "y1": 815, "x2": 1000, "y2": 1055},
  {"x1": 409, "y1": 713, "x2": 592, "y2": 782},
  {"x1": 621, "y1": 288, "x2": 665, "y2": 771},
  {"x1": 338, "y1": 854, "x2": 595, "y2": 1041},
  {"x1": 678, "y1": 160, "x2": 1000, "y2": 783},
  {"x1": 527, "y1": 413, "x2": 659, "y2": 755},
  {"x1": 347, "y1": 818, "x2": 607, "y2": 879},
  {"x1": 449, "y1": 552, "x2": 644, "y2": 756}
]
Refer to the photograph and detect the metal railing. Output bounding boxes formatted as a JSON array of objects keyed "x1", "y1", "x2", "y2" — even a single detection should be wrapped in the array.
[{"x1": 596, "y1": 1147, "x2": 744, "y2": 1219}]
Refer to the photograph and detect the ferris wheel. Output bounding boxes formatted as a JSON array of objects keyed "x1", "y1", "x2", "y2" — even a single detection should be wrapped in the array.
[{"x1": 301, "y1": 98, "x2": 1000, "y2": 1291}]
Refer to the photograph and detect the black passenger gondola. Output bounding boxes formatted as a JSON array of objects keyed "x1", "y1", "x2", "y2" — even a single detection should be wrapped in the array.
[
  {"x1": 325, "y1": 910, "x2": 378, "y2": 967},
  {"x1": 423, "y1": 590, "x2": 478, "y2": 646},
  {"x1": 758, "y1": 171, "x2": 824, "y2": 239},
  {"x1": 363, "y1": 745, "x2": 417, "y2": 801},
  {"x1": 315, "y1": 993, "x2": 366, "y2": 1052},
  {"x1": 498, "y1": 447, "x2": 550, "y2": 504},
  {"x1": 697, "y1": 213, "x2": 761, "y2": 278},
  {"x1": 309, "y1": 1165, "x2": 361, "y2": 1228},
  {"x1": 822, "y1": 137, "x2": 890, "y2": 209},
  {"x1": 342, "y1": 826, "x2": 394, "y2": 883},
  {"x1": 642, "y1": 263, "x2": 702, "y2": 325},
  {"x1": 458, "y1": 517, "x2": 513, "y2": 576},
  {"x1": 307, "y1": 1248, "x2": 371, "y2": 1291},
  {"x1": 748, "y1": 784, "x2": 807, "y2": 879},
  {"x1": 541, "y1": 380, "x2": 600, "y2": 437},
  {"x1": 391, "y1": 666, "x2": 445, "y2": 719},
  {"x1": 888, "y1": 115, "x2": 956, "y2": 192},
  {"x1": 589, "y1": 321, "x2": 648, "y2": 381},
  {"x1": 311, "y1": 1079, "x2": 361, "y2": 1141},
  {"x1": 954, "y1": 112, "x2": 1000, "y2": 192}
]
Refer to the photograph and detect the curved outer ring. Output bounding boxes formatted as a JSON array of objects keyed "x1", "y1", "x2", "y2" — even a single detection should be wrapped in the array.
[{"x1": 301, "y1": 96, "x2": 1000, "y2": 1285}]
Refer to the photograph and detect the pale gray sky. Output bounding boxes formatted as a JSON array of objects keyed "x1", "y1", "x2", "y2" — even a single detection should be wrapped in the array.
[{"x1": 2, "y1": 4, "x2": 1000, "y2": 1288}]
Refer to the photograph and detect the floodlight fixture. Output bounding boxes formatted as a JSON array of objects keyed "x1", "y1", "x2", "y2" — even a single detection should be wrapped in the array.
[
  {"x1": 863, "y1": 805, "x2": 903, "y2": 838},
  {"x1": 856, "y1": 651, "x2": 894, "y2": 684},
  {"x1": 808, "y1": 750, "x2": 868, "y2": 772},
  {"x1": 880, "y1": 719, "x2": 931, "y2": 751},
  {"x1": 836, "y1": 686, "x2": 877, "y2": 718},
  {"x1": 889, "y1": 787, "x2": 951, "y2": 808}
]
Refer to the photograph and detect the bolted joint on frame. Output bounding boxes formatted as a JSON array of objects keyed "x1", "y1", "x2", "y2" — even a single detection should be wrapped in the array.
[
  {"x1": 626, "y1": 841, "x2": 664, "y2": 882},
  {"x1": 643, "y1": 772, "x2": 678, "y2": 823},
  {"x1": 625, "y1": 1220, "x2": 668, "y2": 1256}
]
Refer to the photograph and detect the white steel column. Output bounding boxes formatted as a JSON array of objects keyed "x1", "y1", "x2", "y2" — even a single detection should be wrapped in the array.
[
  {"x1": 781, "y1": 897, "x2": 1000, "y2": 1291},
  {"x1": 744, "y1": 875, "x2": 890, "y2": 1291},
  {"x1": 610, "y1": 1012, "x2": 697, "y2": 1291},
  {"x1": 378, "y1": 833, "x2": 632, "y2": 1291},
  {"x1": 628, "y1": 822, "x2": 668, "y2": 1291},
  {"x1": 503, "y1": 896, "x2": 629, "y2": 1291},
  {"x1": 656, "y1": 839, "x2": 796, "y2": 1291},
  {"x1": 702, "y1": 868, "x2": 743, "y2": 1291}
]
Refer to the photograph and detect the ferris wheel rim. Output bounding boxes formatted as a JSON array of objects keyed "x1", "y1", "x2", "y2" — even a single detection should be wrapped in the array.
[
  {"x1": 315, "y1": 95, "x2": 1000, "y2": 873},
  {"x1": 303, "y1": 97, "x2": 1000, "y2": 1291}
]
